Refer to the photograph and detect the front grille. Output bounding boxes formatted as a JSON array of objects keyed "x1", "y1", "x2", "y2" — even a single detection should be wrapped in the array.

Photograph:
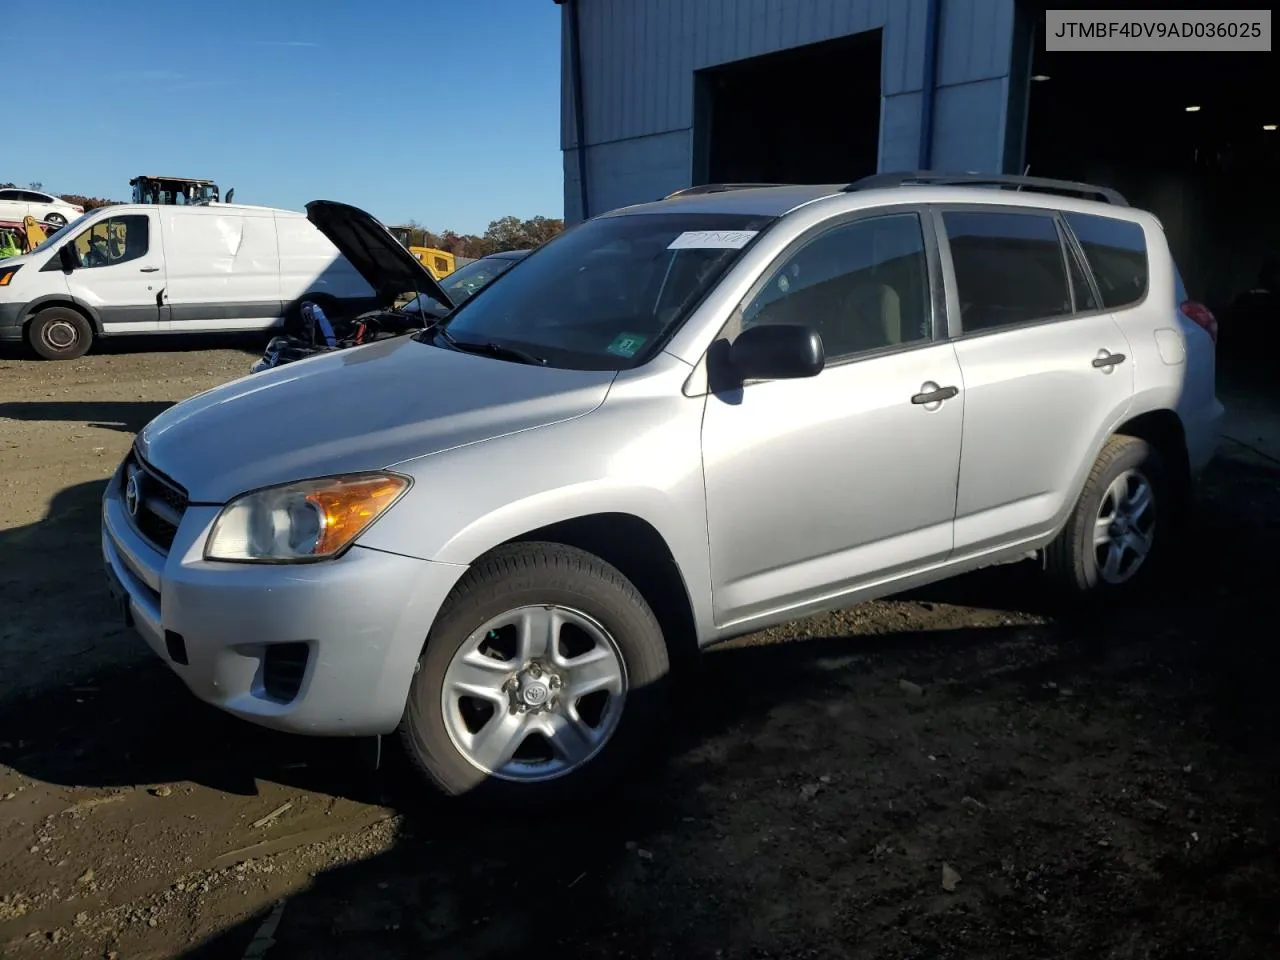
[{"x1": 124, "y1": 451, "x2": 190, "y2": 553}]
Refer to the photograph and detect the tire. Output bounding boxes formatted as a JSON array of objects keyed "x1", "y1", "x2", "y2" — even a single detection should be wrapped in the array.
[
  {"x1": 1044, "y1": 435, "x2": 1168, "y2": 596},
  {"x1": 26, "y1": 306, "x2": 93, "y2": 361},
  {"x1": 44, "y1": 212, "x2": 67, "y2": 228},
  {"x1": 399, "y1": 542, "x2": 671, "y2": 804}
]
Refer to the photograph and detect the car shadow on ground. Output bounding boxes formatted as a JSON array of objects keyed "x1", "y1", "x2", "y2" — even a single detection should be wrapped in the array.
[
  {"x1": 0, "y1": 400, "x2": 174, "y2": 434},
  {"x1": 1, "y1": 457, "x2": 1278, "y2": 957}
]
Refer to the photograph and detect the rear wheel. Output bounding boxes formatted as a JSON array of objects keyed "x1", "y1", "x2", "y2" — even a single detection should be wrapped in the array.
[
  {"x1": 1045, "y1": 435, "x2": 1167, "y2": 594},
  {"x1": 26, "y1": 306, "x2": 93, "y2": 360},
  {"x1": 399, "y1": 543, "x2": 670, "y2": 804}
]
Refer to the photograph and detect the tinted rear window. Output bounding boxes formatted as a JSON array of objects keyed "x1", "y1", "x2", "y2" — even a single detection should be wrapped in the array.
[
  {"x1": 1063, "y1": 212, "x2": 1148, "y2": 310},
  {"x1": 942, "y1": 210, "x2": 1072, "y2": 332}
]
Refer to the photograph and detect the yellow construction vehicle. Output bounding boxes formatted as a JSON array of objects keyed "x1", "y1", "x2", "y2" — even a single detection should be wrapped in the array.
[{"x1": 387, "y1": 225, "x2": 457, "y2": 279}]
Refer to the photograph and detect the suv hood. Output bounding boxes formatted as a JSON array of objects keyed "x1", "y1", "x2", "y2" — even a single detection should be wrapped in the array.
[
  {"x1": 306, "y1": 200, "x2": 454, "y2": 312},
  {"x1": 135, "y1": 336, "x2": 615, "y2": 503}
]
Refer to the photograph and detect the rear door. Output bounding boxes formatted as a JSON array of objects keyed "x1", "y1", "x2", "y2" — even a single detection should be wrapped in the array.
[
  {"x1": 0, "y1": 189, "x2": 29, "y2": 221},
  {"x1": 938, "y1": 205, "x2": 1135, "y2": 555},
  {"x1": 63, "y1": 210, "x2": 167, "y2": 332}
]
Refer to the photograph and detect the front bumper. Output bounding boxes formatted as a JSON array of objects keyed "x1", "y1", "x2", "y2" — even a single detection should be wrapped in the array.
[
  {"x1": 0, "y1": 300, "x2": 25, "y2": 340},
  {"x1": 101, "y1": 462, "x2": 465, "y2": 736}
]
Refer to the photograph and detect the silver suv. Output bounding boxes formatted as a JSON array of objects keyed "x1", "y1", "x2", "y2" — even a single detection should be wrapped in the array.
[{"x1": 101, "y1": 173, "x2": 1224, "y2": 802}]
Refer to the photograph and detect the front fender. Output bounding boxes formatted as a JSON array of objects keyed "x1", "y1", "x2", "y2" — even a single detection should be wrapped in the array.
[{"x1": 359, "y1": 389, "x2": 715, "y2": 638}]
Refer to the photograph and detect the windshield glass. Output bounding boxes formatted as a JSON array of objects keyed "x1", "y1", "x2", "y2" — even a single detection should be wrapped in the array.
[
  {"x1": 29, "y1": 211, "x2": 92, "y2": 256},
  {"x1": 403, "y1": 255, "x2": 523, "y2": 316},
  {"x1": 438, "y1": 212, "x2": 773, "y2": 369}
]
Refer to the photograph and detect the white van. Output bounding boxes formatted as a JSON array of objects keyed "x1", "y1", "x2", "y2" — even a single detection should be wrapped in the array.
[{"x1": 0, "y1": 202, "x2": 376, "y2": 359}]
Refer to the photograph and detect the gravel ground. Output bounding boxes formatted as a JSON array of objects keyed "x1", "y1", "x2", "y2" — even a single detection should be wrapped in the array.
[{"x1": 1, "y1": 341, "x2": 1279, "y2": 959}]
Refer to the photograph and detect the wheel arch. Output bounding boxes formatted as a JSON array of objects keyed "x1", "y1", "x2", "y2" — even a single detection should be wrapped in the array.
[
  {"x1": 1112, "y1": 407, "x2": 1192, "y2": 518},
  {"x1": 469, "y1": 512, "x2": 702, "y2": 673},
  {"x1": 23, "y1": 295, "x2": 102, "y2": 334}
]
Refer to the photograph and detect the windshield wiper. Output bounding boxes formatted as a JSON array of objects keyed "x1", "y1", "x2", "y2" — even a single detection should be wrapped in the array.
[{"x1": 434, "y1": 327, "x2": 547, "y2": 366}]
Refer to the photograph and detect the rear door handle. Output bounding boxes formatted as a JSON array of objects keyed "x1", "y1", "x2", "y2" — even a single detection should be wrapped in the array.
[
  {"x1": 911, "y1": 384, "x2": 959, "y2": 405},
  {"x1": 1092, "y1": 352, "x2": 1126, "y2": 369},
  {"x1": 139, "y1": 266, "x2": 160, "y2": 273}
]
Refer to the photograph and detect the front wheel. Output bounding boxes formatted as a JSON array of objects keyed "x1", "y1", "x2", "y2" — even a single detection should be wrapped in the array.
[
  {"x1": 1044, "y1": 435, "x2": 1167, "y2": 595},
  {"x1": 44, "y1": 212, "x2": 67, "y2": 228},
  {"x1": 399, "y1": 543, "x2": 670, "y2": 803},
  {"x1": 26, "y1": 306, "x2": 93, "y2": 360}
]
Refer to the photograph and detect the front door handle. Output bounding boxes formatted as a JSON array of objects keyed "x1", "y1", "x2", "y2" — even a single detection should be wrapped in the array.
[
  {"x1": 911, "y1": 384, "x2": 959, "y2": 405},
  {"x1": 1092, "y1": 351, "x2": 1126, "y2": 369},
  {"x1": 139, "y1": 266, "x2": 160, "y2": 273}
]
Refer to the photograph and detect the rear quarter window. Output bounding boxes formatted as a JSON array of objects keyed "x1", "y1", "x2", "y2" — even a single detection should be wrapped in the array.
[{"x1": 1063, "y1": 212, "x2": 1148, "y2": 310}]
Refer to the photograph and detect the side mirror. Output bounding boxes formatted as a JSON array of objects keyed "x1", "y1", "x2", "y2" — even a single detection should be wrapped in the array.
[
  {"x1": 225, "y1": 188, "x2": 235, "y2": 204},
  {"x1": 728, "y1": 323, "x2": 824, "y2": 381},
  {"x1": 58, "y1": 244, "x2": 77, "y2": 272}
]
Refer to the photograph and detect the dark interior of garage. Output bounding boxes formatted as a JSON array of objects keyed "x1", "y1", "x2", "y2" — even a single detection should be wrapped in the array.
[
  {"x1": 1021, "y1": 10, "x2": 1278, "y2": 323},
  {"x1": 693, "y1": 30, "x2": 882, "y2": 187}
]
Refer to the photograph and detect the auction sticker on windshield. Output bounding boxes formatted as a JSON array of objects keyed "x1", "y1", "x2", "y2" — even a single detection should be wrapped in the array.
[
  {"x1": 606, "y1": 333, "x2": 647, "y2": 358},
  {"x1": 667, "y1": 230, "x2": 758, "y2": 250}
]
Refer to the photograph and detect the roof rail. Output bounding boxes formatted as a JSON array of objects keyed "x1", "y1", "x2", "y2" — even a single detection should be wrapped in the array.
[
  {"x1": 844, "y1": 171, "x2": 1128, "y2": 207},
  {"x1": 664, "y1": 182, "x2": 789, "y2": 199}
]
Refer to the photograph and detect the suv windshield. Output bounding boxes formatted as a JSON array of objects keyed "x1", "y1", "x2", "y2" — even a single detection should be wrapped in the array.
[
  {"x1": 403, "y1": 255, "x2": 523, "y2": 317},
  {"x1": 436, "y1": 212, "x2": 774, "y2": 369}
]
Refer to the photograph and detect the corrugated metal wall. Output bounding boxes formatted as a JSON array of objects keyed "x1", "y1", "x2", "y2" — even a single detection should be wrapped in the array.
[{"x1": 560, "y1": 0, "x2": 1021, "y2": 222}]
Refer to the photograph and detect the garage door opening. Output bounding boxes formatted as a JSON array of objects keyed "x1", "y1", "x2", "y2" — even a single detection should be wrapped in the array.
[
  {"x1": 1023, "y1": 13, "x2": 1279, "y2": 327},
  {"x1": 693, "y1": 30, "x2": 882, "y2": 186}
]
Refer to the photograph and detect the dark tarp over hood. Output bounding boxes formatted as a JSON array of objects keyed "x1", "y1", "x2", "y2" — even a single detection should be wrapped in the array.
[{"x1": 305, "y1": 200, "x2": 454, "y2": 312}]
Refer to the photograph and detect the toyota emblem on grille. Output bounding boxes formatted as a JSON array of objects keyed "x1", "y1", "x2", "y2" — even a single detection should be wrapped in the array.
[{"x1": 124, "y1": 471, "x2": 140, "y2": 518}]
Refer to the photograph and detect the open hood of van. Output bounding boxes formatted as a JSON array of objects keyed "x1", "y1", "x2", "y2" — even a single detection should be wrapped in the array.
[{"x1": 305, "y1": 200, "x2": 454, "y2": 312}]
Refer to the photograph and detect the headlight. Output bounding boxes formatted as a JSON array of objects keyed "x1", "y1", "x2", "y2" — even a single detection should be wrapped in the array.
[
  {"x1": 205, "y1": 473, "x2": 410, "y2": 562},
  {"x1": 0, "y1": 264, "x2": 22, "y2": 286}
]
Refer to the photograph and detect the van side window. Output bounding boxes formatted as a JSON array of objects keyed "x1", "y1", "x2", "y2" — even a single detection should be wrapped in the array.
[
  {"x1": 942, "y1": 210, "x2": 1071, "y2": 333},
  {"x1": 740, "y1": 213, "x2": 933, "y2": 361},
  {"x1": 1063, "y1": 212, "x2": 1148, "y2": 309},
  {"x1": 70, "y1": 215, "x2": 150, "y2": 269}
]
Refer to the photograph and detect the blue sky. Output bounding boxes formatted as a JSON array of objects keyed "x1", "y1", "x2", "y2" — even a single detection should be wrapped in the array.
[{"x1": 4, "y1": 0, "x2": 564, "y2": 235}]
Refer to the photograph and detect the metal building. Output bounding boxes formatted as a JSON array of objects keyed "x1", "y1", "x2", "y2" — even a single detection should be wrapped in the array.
[{"x1": 554, "y1": 0, "x2": 1034, "y2": 223}]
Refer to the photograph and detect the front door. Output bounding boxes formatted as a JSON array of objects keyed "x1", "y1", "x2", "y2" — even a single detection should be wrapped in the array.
[
  {"x1": 936, "y1": 206, "x2": 1136, "y2": 554},
  {"x1": 701, "y1": 210, "x2": 965, "y2": 629},
  {"x1": 63, "y1": 211, "x2": 167, "y2": 333}
]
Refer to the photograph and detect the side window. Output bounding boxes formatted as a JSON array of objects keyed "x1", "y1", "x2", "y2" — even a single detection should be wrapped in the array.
[
  {"x1": 0, "y1": 189, "x2": 20, "y2": 200},
  {"x1": 69, "y1": 215, "x2": 150, "y2": 269},
  {"x1": 739, "y1": 213, "x2": 933, "y2": 361},
  {"x1": 433, "y1": 255, "x2": 449, "y2": 274},
  {"x1": 942, "y1": 210, "x2": 1071, "y2": 332},
  {"x1": 1063, "y1": 212, "x2": 1148, "y2": 309}
]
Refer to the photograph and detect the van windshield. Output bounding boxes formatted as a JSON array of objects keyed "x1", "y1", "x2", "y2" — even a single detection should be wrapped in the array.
[
  {"x1": 29, "y1": 212, "x2": 91, "y2": 256},
  {"x1": 434, "y1": 212, "x2": 774, "y2": 370}
]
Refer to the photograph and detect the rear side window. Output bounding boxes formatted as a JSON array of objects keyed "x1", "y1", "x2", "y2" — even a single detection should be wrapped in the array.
[
  {"x1": 942, "y1": 210, "x2": 1071, "y2": 332},
  {"x1": 1063, "y1": 212, "x2": 1148, "y2": 309}
]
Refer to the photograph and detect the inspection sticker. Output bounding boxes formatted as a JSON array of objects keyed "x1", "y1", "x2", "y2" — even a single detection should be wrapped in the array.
[
  {"x1": 667, "y1": 230, "x2": 758, "y2": 250},
  {"x1": 606, "y1": 332, "x2": 647, "y2": 358}
]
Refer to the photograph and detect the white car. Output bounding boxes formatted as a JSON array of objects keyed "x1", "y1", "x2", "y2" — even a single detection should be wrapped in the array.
[{"x1": 0, "y1": 188, "x2": 84, "y2": 228}]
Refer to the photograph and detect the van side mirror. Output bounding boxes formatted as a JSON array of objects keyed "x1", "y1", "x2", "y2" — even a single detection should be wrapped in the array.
[
  {"x1": 58, "y1": 244, "x2": 77, "y2": 272},
  {"x1": 728, "y1": 323, "x2": 825, "y2": 381}
]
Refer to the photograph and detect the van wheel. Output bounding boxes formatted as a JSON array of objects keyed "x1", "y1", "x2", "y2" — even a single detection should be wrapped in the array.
[
  {"x1": 399, "y1": 543, "x2": 671, "y2": 805},
  {"x1": 27, "y1": 307, "x2": 93, "y2": 360},
  {"x1": 1044, "y1": 435, "x2": 1167, "y2": 595}
]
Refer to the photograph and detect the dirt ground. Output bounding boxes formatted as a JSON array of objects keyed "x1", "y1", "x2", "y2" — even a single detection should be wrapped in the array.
[{"x1": 2, "y1": 339, "x2": 1279, "y2": 960}]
